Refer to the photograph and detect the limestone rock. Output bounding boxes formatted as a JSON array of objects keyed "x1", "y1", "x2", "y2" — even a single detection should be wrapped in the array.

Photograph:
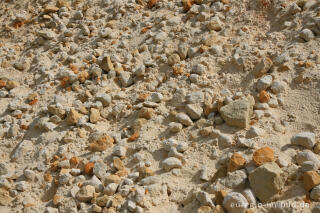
[
  {"x1": 162, "y1": 157, "x2": 182, "y2": 171},
  {"x1": 176, "y1": 113, "x2": 193, "y2": 126},
  {"x1": 249, "y1": 162, "x2": 285, "y2": 203},
  {"x1": 223, "y1": 192, "x2": 248, "y2": 213},
  {"x1": 291, "y1": 132, "x2": 316, "y2": 149},
  {"x1": 219, "y1": 96, "x2": 255, "y2": 128},
  {"x1": 76, "y1": 185, "x2": 95, "y2": 202},
  {"x1": 185, "y1": 104, "x2": 203, "y2": 120},
  {"x1": 90, "y1": 108, "x2": 100, "y2": 124},
  {"x1": 67, "y1": 108, "x2": 81, "y2": 125}
]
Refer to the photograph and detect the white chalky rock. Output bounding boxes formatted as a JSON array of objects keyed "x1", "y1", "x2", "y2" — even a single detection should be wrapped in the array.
[
  {"x1": 295, "y1": 151, "x2": 320, "y2": 166},
  {"x1": 149, "y1": 92, "x2": 163, "y2": 103},
  {"x1": 271, "y1": 80, "x2": 285, "y2": 94},
  {"x1": 186, "y1": 104, "x2": 203, "y2": 120},
  {"x1": 242, "y1": 188, "x2": 256, "y2": 205},
  {"x1": 59, "y1": 173, "x2": 72, "y2": 185},
  {"x1": 185, "y1": 91, "x2": 204, "y2": 104},
  {"x1": 176, "y1": 143, "x2": 188, "y2": 153},
  {"x1": 16, "y1": 181, "x2": 28, "y2": 191},
  {"x1": 176, "y1": 113, "x2": 193, "y2": 126},
  {"x1": 256, "y1": 75, "x2": 273, "y2": 92},
  {"x1": 39, "y1": 30, "x2": 56, "y2": 39},
  {"x1": 291, "y1": 132, "x2": 316, "y2": 149},
  {"x1": 224, "y1": 169, "x2": 247, "y2": 189},
  {"x1": 96, "y1": 93, "x2": 112, "y2": 107},
  {"x1": 162, "y1": 157, "x2": 182, "y2": 171},
  {"x1": 104, "y1": 183, "x2": 118, "y2": 195},
  {"x1": 84, "y1": 176, "x2": 104, "y2": 192},
  {"x1": 127, "y1": 200, "x2": 136, "y2": 212},
  {"x1": 163, "y1": 138, "x2": 179, "y2": 151},
  {"x1": 246, "y1": 126, "x2": 264, "y2": 138},
  {"x1": 223, "y1": 192, "x2": 249, "y2": 213}
]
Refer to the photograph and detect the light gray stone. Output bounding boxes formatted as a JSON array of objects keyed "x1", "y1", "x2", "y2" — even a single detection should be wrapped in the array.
[
  {"x1": 223, "y1": 192, "x2": 249, "y2": 213},
  {"x1": 96, "y1": 93, "x2": 112, "y2": 107},
  {"x1": 224, "y1": 169, "x2": 247, "y2": 189},
  {"x1": 242, "y1": 188, "x2": 256, "y2": 205},
  {"x1": 185, "y1": 91, "x2": 204, "y2": 104},
  {"x1": 301, "y1": 161, "x2": 318, "y2": 172},
  {"x1": 256, "y1": 75, "x2": 273, "y2": 92},
  {"x1": 161, "y1": 157, "x2": 182, "y2": 171},
  {"x1": 291, "y1": 132, "x2": 316, "y2": 149},
  {"x1": 119, "y1": 71, "x2": 133, "y2": 87},
  {"x1": 246, "y1": 126, "x2": 264, "y2": 138},
  {"x1": 271, "y1": 80, "x2": 285, "y2": 94},
  {"x1": 296, "y1": 151, "x2": 320, "y2": 166},
  {"x1": 176, "y1": 113, "x2": 193, "y2": 126}
]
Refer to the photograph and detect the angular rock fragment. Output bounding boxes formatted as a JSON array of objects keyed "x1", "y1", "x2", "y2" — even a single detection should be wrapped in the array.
[
  {"x1": 76, "y1": 185, "x2": 95, "y2": 202},
  {"x1": 249, "y1": 162, "x2": 285, "y2": 202},
  {"x1": 219, "y1": 96, "x2": 255, "y2": 128}
]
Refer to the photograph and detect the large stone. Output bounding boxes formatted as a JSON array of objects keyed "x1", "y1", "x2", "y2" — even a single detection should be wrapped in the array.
[
  {"x1": 219, "y1": 96, "x2": 255, "y2": 128},
  {"x1": 223, "y1": 192, "x2": 248, "y2": 213},
  {"x1": 248, "y1": 162, "x2": 285, "y2": 203},
  {"x1": 291, "y1": 132, "x2": 316, "y2": 149}
]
